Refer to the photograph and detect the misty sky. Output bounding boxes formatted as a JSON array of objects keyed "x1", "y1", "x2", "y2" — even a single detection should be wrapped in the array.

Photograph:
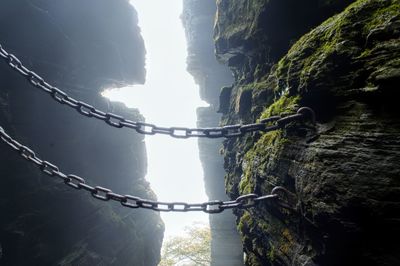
[{"x1": 103, "y1": 0, "x2": 210, "y2": 239}]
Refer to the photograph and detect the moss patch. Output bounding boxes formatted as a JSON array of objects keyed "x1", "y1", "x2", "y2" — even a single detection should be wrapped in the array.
[
  {"x1": 273, "y1": 0, "x2": 400, "y2": 95},
  {"x1": 364, "y1": 1, "x2": 400, "y2": 32},
  {"x1": 219, "y1": 0, "x2": 400, "y2": 264},
  {"x1": 260, "y1": 95, "x2": 301, "y2": 120}
]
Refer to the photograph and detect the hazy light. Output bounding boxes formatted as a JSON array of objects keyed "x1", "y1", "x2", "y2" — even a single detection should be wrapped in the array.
[{"x1": 103, "y1": 0, "x2": 209, "y2": 239}]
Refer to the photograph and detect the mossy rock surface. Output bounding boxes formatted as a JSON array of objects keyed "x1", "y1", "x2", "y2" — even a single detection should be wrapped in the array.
[
  {"x1": 214, "y1": 0, "x2": 355, "y2": 83},
  {"x1": 217, "y1": 0, "x2": 400, "y2": 265}
]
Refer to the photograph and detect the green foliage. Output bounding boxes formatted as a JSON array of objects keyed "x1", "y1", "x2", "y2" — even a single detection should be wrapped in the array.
[{"x1": 159, "y1": 223, "x2": 211, "y2": 266}]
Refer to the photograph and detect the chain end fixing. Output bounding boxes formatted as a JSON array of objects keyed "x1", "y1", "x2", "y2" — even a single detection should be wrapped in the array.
[
  {"x1": 297, "y1": 107, "x2": 316, "y2": 124},
  {"x1": 270, "y1": 186, "x2": 298, "y2": 212}
]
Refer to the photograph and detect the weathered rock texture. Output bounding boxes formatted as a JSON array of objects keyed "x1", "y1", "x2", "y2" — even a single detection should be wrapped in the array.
[
  {"x1": 214, "y1": 0, "x2": 355, "y2": 83},
  {"x1": 0, "y1": 1, "x2": 163, "y2": 265},
  {"x1": 215, "y1": 0, "x2": 400, "y2": 265},
  {"x1": 182, "y1": 1, "x2": 244, "y2": 265}
]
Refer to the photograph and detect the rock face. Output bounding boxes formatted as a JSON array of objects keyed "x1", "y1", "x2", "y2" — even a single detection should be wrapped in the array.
[
  {"x1": 214, "y1": 0, "x2": 355, "y2": 83},
  {"x1": 181, "y1": 1, "x2": 244, "y2": 265},
  {"x1": 214, "y1": 0, "x2": 400, "y2": 265},
  {"x1": 0, "y1": 1, "x2": 163, "y2": 265}
]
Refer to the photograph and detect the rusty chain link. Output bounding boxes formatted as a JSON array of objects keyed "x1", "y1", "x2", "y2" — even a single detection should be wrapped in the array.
[
  {"x1": 0, "y1": 125, "x2": 289, "y2": 213},
  {"x1": 0, "y1": 44, "x2": 315, "y2": 138}
]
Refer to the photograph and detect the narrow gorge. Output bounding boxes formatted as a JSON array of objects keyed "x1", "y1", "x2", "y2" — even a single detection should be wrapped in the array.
[
  {"x1": 0, "y1": 0, "x2": 399, "y2": 266},
  {"x1": 182, "y1": 1, "x2": 244, "y2": 265}
]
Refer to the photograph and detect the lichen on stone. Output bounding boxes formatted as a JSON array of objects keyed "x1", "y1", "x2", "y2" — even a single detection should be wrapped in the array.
[{"x1": 217, "y1": 0, "x2": 400, "y2": 265}]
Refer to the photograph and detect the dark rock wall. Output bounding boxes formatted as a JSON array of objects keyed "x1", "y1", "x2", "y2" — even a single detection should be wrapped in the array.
[
  {"x1": 0, "y1": 1, "x2": 163, "y2": 265},
  {"x1": 181, "y1": 1, "x2": 244, "y2": 265},
  {"x1": 214, "y1": 0, "x2": 355, "y2": 83},
  {"x1": 214, "y1": 0, "x2": 400, "y2": 265}
]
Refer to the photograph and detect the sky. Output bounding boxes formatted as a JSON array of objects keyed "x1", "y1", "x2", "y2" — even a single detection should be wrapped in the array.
[{"x1": 103, "y1": 0, "x2": 210, "y2": 239}]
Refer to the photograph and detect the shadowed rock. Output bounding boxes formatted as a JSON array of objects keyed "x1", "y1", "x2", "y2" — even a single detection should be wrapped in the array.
[
  {"x1": 216, "y1": 0, "x2": 400, "y2": 265},
  {"x1": 0, "y1": 1, "x2": 163, "y2": 265}
]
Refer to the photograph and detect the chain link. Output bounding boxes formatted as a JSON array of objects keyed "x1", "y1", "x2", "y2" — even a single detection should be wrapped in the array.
[
  {"x1": 0, "y1": 44, "x2": 315, "y2": 138},
  {"x1": 0, "y1": 125, "x2": 291, "y2": 213},
  {"x1": 0, "y1": 44, "x2": 312, "y2": 213}
]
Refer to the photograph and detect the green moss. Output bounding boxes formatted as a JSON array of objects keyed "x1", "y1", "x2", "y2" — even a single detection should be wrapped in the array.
[
  {"x1": 238, "y1": 94, "x2": 301, "y2": 195},
  {"x1": 260, "y1": 95, "x2": 300, "y2": 120},
  {"x1": 364, "y1": 1, "x2": 400, "y2": 33},
  {"x1": 268, "y1": 245, "x2": 276, "y2": 262},
  {"x1": 271, "y1": 0, "x2": 400, "y2": 94},
  {"x1": 257, "y1": 219, "x2": 268, "y2": 233},
  {"x1": 357, "y1": 48, "x2": 373, "y2": 58},
  {"x1": 239, "y1": 130, "x2": 282, "y2": 195},
  {"x1": 235, "y1": 34, "x2": 327, "y2": 260},
  {"x1": 240, "y1": 79, "x2": 269, "y2": 93},
  {"x1": 220, "y1": 0, "x2": 399, "y2": 264},
  {"x1": 238, "y1": 211, "x2": 254, "y2": 232},
  {"x1": 239, "y1": 170, "x2": 255, "y2": 194},
  {"x1": 253, "y1": 64, "x2": 263, "y2": 79}
]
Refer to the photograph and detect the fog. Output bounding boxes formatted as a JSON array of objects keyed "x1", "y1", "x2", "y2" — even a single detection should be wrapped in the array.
[{"x1": 103, "y1": 0, "x2": 209, "y2": 239}]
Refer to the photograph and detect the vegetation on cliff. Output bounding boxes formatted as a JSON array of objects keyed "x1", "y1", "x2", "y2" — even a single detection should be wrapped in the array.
[{"x1": 215, "y1": 0, "x2": 400, "y2": 264}]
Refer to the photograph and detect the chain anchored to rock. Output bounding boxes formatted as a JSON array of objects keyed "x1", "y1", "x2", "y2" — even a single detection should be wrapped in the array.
[
  {"x1": 0, "y1": 44, "x2": 315, "y2": 138},
  {"x1": 0, "y1": 125, "x2": 295, "y2": 213},
  {"x1": 0, "y1": 44, "x2": 314, "y2": 214}
]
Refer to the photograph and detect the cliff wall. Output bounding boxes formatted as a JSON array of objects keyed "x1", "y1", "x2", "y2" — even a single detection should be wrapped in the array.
[
  {"x1": 0, "y1": 1, "x2": 163, "y2": 265},
  {"x1": 182, "y1": 1, "x2": 244, "y2": 265},
  {"x1": 214, "y1": 0, "x2": 399, "y2": 265}
]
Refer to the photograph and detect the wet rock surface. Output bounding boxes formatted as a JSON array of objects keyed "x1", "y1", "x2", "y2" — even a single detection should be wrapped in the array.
[
  {"x1": 214, "y1": 0, "x2": 400, "y2": 265},
  {"x1": 0, "y1": 1, "x2": 163, "y2": 265}
]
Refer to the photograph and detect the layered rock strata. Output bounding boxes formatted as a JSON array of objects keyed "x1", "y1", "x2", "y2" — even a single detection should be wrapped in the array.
[
  {"x1": 0, "y1": 1, "x2": 163, "y2": 265},
  {"x1": 215, "y1": 0, "x2": 400, "y2": 265}
]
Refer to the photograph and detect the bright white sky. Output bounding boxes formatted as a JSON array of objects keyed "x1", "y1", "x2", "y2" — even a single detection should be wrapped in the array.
[{"x1": 103, "y1": 0, "x2": 209, "y2": 239}]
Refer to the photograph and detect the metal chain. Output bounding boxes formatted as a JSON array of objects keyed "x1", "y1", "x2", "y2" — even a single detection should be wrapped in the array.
[
  {"x1": 0, "y1": 125, "x2": 290, "y2": 213},
  {"x1": 0, "y1": 44, "x2": 315, "y2": 138}
]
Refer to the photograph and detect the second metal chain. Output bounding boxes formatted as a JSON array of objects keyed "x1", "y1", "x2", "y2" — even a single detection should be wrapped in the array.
[
  {"x1": 0, "y1": 125, "x2": 288, "y2": 213},
  {"x1": 0, "y1": 43, "x2": 315, "y2": 138}
]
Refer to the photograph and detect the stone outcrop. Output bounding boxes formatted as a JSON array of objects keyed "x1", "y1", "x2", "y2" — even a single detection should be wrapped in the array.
[
  {"x1": 182, "y1": 1, "x2": 244, "y2": 265},
  {"x1": 0, "y1": 1, "x2": 163, "y2": 265},
  {"x1": 214, "y1": 0, "x2": 400, "y2": 265},
  {"x1": 214, "y1": 0, "x2": 355, "y2": 83}
]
